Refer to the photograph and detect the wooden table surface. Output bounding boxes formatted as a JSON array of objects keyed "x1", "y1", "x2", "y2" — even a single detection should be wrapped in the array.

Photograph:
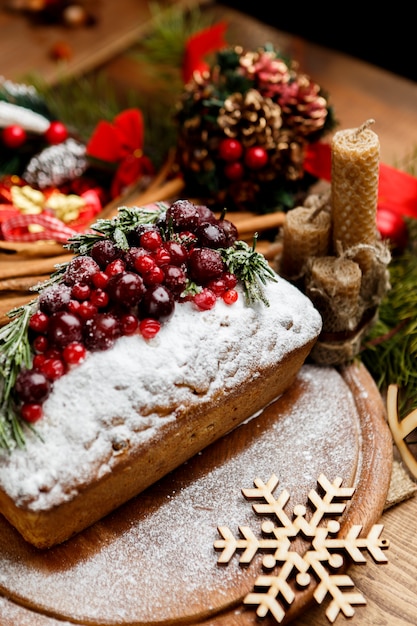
[{"x1": 0, "y1": 2, "x2": 417, "y2": 625}]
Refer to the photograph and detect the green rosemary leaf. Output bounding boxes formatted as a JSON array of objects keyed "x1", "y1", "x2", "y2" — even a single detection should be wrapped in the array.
[
  {"x1": 65, "y1": 204, "x2": 168, "y2": 255},
  {"x1": 0, "y1": 301, "x2": 37, "y2": 450},
  {"x1": 221, "y1": 237, "x2": 278, "y2": 306}
]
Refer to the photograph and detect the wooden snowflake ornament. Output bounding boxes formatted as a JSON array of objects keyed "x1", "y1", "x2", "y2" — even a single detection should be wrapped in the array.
[{"x1": 214, "y1": 473, "x2": 389, "y2": 624}]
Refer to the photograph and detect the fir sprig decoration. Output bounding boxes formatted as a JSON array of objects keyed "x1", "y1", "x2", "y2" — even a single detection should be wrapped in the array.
[
  {"x1": 361, "y1": 228, "x2": 417, "y2": 416},
  {"x1": 220, "y1": 237, "x2": 278, "y2": 306}
]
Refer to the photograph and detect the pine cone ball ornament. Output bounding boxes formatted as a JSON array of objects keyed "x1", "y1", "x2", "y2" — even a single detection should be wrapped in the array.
[
  {"x1": 175, "y1": 46, "x2": 336, "y2": 213},
  {"x1": 278, "y1": 74, "x2": 330, "y2": 139}
]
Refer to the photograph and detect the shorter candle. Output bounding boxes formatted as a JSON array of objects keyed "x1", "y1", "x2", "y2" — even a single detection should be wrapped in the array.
[
  {"x1": 305, "y1": 256, "x2": 362, "y2": 333},
  {"x1": 280, "y1": 204, "x2": 331, "y2": 280}
]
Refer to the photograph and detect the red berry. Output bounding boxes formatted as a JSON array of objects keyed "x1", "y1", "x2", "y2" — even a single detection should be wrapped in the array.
[
  {"x1": 78, "y1": 300, "x2": 98, "y2": 320},
  {"x1": 143, "y1": 265, "x2": 165, "y2": 286},
  {"x1": 107, "y1": 271, "x2": 146, "y2": 306},
  {"x1": 218, "y1": 138, "x2": 243, "y2": 161},
  {"x1": 33, "y1": 335, "x2": 49, "y2": 354},
  {"x1": 2, "y1": 125, "x2": 27, "y2": 148},
  {"x1": 63, "y1": 342, "x2": 87, "y2": 365},
  {"x1": 193, "y1": 288, "x2": 217, "y2": 311},
  {"x1": 14, "y1": 369, "x2": 51, "y2": 404},
  {"x1": 163, "y1": 241, "x2": 188, "y2": 265},
  {"x1": 105, "y1": 258, "x2": 125, "y2": 276},
  {"x1": 223, "y1": 272, "x2": 238, "y2": 290},
  {"x1": 45, "y1": 121, "x2": 68, "y2": 144},
  {"x1": 68, "y1": 299, "x2": 81, "y2": 314},
  {"x1": 65, "y1": 256, "x2": 100, "y2": 286},
  {"x1": 71, "y1": 283, "x2": 91, "y2": 301},
  {"x1": 224, "y1": 161, "x2": 244, "y2": 181},
  {"x1": 21, "y1": 403, "x2": 43, "y2": 423},
  {"x1": 188, "y1": 247, "x2": 225, "y2": 284},
  {"x1": 134, "y1": 254, "x2": 155, "y2": 274},
  {"x1": 47, "y1": 311, "x2": 83, "y2": 348},
  {"x1": 29, "y1": 310, "x2": 49, "y2": 333},
  {"x1": 92, "y1": 271, "x2": 109, "y2": 289},
  {"x1": 33, "y1": 354, "x2": 46, "y2": 370},
  {"x1": 120, "y1": 313, "x2": 139, "y2": 335},
  {"x1": 90, "y1": 288, "x2": 109, "y2": 308},
  {"x1": 140, "y1": 230, "x2": 163, "y2": 251},
  {"x1": 84, "y1": 313, "x2": 121, "y2": 351},
  {"x1": 139, "y1": 318, "x2": 161, "y2": 339},
  {"x1": 140, "y1": 284, "x2": 175, "y2": 323},
  {"x1": 223, "y1": 289, "x2": 239, "y2": 305},
  {"x1": 206, "y1": 278, "x2": 226, "y2": 296},
  {"x1": 153, "y1": 246, "x2": 171, "y2": 266},
  {"x1": 244, "y1": 146, "x2": 268, "y2": 170},
  {"x1": 40, "y1": 357, "x2": 66, "y2": 381},
  {"x1": 166, "y1": 200, "x2": 200, "y2": 232}
]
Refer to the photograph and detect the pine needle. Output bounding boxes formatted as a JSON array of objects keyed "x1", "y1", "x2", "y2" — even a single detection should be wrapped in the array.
[{"x1": 361, "y1": 219, "x2": 417, "y2": 416}]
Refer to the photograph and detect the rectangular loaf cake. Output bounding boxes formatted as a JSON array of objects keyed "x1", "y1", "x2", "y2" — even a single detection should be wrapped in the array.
[{"x1": 0, "y1": 202, "x2": 322, "y2": 548}]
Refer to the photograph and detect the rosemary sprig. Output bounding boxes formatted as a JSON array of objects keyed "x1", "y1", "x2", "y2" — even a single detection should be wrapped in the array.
[
  {"x1": 0, "y1": 300, "x2": 38, "y2": 449},
  {"x1": 220, "y1": 236, "x2": 278, "y2": 306},
  {"x1": 65, "y1": 203, "x2": 168, "y2": 255}
]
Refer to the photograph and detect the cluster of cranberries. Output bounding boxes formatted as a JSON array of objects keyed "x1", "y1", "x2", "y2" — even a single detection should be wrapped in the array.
[{"x1": 13, "y1": 200, "x2": 240, "y2": 424}]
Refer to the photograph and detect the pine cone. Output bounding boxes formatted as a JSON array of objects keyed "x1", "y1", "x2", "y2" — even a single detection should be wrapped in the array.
[
  {"x1": 218, "y1": 89, "x2": 282, "y2": 149},
  {"x1": 278, "y1": 74, "x2": 329, "y2": 138},
  {"x1": 239, "y1": 49, "x2": 292, "y2": 99}
]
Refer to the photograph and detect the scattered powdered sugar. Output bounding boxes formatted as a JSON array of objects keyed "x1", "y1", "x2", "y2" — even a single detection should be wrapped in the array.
[
  {"x1": 0, "y1": 275, "x2": 322, "y2": 510},
  {"x1": 0, "y1": 365, "x2": 362, "y2": 624}
]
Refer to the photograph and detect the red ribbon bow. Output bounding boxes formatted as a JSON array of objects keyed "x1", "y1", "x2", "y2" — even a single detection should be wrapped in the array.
[
  {"x1": 182, "y1": 21, "x2": 228, "y2": 84},
  {"x1": 86, "y1": 109, "x2": 155, "y2": 198}
]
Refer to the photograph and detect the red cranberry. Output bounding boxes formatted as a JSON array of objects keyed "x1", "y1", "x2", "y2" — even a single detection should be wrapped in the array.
[
  {"x1": 162, "y1": 241, "x2": 188, "y2": 265},
  {"x1": 139, "y1": 318, "x2": 161, "y2": 339},
  {"x1": 140, "y1": 285, "x2": 175, "y2": 323},
  {"x1": 47, "y1": 311, "x2": 83, "y2": 348},
  {"x1": 14, "y1": 369, "x2": 51, "y2": 404},
  {"x1": 91, "y1": 239, "x2": 122, "y2": 268},
  {"x1": 196, "y1": 223, "x2": 228, "y2": 249},
  {"x1": 163, "y1": 265, "x2": 187, "y2": 297},
  {"x1": 166, "y1": 200, "x2": 199, "y2": 231},
  {"x1": 38, "y1": 284, "x2": 72, "y2": 315},
  {"x1": 107, "y1": 271, "x2": 146, "y2": 307},
  {"x1": 84, "y1": 313, "x2": 121, "y2": 351},
  {"x1": 64, "y1": 256, "x2": 100, "y2": 286},
  {"x1": 188, "y1": 248, "x2": 225, "y2": 284}
]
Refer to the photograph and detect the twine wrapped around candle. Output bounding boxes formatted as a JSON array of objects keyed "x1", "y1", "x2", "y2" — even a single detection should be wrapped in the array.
[
  {"x1": 331, "y1": 119, "x2": 380, "y2": 273},
  {"x1": 305, "y1": 255, "x2": 362, "y2": 333},
  {"x1": 279, "y1": 194, "x2": 331, "y2": 280}
]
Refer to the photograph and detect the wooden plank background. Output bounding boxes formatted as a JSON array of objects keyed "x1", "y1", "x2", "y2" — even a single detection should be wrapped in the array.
[{"x1": 0, "y1": 0, "x2": 212, "y2": 85}]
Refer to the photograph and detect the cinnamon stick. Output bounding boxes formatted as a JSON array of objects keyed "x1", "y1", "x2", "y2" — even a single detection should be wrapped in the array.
[{"x1": 0, "y1": 254, "x2": 73, "y2": 281}]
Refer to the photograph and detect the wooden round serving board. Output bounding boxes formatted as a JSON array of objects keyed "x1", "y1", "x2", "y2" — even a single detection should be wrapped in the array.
[{"x1": 0, "y1": 362, "x2": 392, "y2": 626}]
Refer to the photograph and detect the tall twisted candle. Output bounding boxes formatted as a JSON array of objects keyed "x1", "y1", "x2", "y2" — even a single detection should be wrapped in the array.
[{"x1": 331, "y1": 120, "x2": 380, "y2": 273}]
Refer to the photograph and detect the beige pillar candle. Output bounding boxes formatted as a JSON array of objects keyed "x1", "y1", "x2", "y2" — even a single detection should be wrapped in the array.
[
  {"x1": 305, "y1": 256, "x2": 362, "y2": 333},
  {"x1": 280, "y1": 204, "x2": 331, "y2": 280},
  {"x1": 331, "y1": 119, "x2": 380, "y2": 273}
]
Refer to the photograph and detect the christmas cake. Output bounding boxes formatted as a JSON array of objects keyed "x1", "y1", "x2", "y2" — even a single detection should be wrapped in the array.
[{"x1": 0, "y1": 200, "x2": 322, "y2": 549}]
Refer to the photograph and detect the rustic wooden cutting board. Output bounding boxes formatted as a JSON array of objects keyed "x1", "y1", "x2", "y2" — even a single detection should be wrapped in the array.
[{"x1": 0, "y1": 361, "x2": 392, "y2": 625}]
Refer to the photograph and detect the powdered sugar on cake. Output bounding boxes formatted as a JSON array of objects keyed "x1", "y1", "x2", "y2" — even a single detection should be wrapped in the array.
[{"x1": 0, "y1": 276, "x2": 322, "y2": 511}]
